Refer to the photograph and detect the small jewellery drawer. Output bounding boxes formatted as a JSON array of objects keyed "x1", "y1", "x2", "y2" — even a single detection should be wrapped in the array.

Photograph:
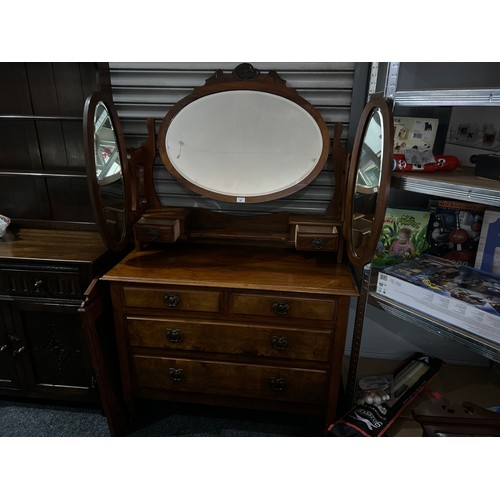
[
  {"x1": 134, "y1": 217, "x2": 180, "y2": 245},
  {"x1": 132, "y1": 355, "x2": 328, "y2": 403},
  {"x1": 230, "y1": 293, "x2": 336, "y2": 322},
  {"x1": 0, "y1": 265, "x2": 82, "y2": 299},
  {"x1": 294, "y1": 224, "x2": 339, "y2": 252},
  {"x1": 127, "y1": 317, "x2": 332, "y2": 361},
  {"x1": 122, "y1": 286, "x2": 222, "y2": 313}
]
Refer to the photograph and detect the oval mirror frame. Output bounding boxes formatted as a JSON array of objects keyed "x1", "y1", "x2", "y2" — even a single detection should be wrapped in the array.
[
  {"x1": 83, "y1": 91, "x2": 131, "y2": 253},
  {"x1": 344, "y1": 95, "x2": 394, "y2": 267},
  {"x1": 157, "y1": 68, "x2": 330, "y2": 204}
]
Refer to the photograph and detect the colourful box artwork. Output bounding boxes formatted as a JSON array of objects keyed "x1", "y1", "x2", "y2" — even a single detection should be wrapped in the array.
[{"x1": 372, "y1": 208, "x2": 430, "y2": 269}]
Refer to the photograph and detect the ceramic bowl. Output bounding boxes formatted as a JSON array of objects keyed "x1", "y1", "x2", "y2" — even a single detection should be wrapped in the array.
[{"x1": 0, "y1": 215, "x2": 11, "y2": 238}]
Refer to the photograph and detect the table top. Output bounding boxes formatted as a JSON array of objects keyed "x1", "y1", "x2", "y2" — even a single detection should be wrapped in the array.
[
  {"x1": 0, "y1": 227, "x2": 110, "y2": 263},
  {"x1": 102, "y1": 243, "x2": 359, "y2": 297}
]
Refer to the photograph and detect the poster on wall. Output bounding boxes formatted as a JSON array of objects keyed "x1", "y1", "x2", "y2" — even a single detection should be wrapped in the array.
[{"x1": 443, "y1": 107, "x2": 500, "y2": 167}]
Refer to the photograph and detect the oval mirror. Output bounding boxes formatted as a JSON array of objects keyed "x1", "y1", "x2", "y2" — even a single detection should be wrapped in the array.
[
  {"x1": 344, "y1": 96, "x2": 394, "y2": 267},
  {"x1": 158, "y1": 68, "x2": 330, "y2": 204},
  {"x1": 83, "y1": 92, "x2": 131, "y2": 253}
]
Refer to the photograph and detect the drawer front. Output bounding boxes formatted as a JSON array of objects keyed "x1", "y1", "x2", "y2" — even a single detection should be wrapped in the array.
[
  {"x1": 295, "y1": 233, "x2": 338, "y2": 252},
  {"x1": 132, "y1": 355, "x2": 328, "y2": 404},
  {"x1": 0, "y1": 266, "x2": 82, "y2": 299},
  {"x1": 134, "y1": 218, "x2": 180, "y2": 244},
  {"x1": 127, "y1": 317, "x2": 332, "y2": 361},
  {"x1": 122, "y1": 286, "x2": 222, "y2": 313},
  {"x1": 230, "y1": 293, "x2": 336, "y2": 322}
]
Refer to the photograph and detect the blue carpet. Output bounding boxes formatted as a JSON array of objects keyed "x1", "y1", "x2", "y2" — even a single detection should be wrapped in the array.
[{"x1": 0, "y1": 399, "x2": 323, "y2": 437}]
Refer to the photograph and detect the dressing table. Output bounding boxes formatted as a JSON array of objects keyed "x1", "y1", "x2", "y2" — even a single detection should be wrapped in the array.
[{"x1": 83, "y1": 64, "x2": 394, "y2": 433}]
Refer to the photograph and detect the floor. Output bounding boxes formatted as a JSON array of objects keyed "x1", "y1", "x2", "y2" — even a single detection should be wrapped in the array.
[{"x1": 343, "y1": 356, "x2": 500, "y2": 436}]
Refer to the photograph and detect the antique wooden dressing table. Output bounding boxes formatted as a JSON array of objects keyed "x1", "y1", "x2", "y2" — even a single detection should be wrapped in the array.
[{"x1": 82, "y1": 63, "x2": 394, "y2": 434}]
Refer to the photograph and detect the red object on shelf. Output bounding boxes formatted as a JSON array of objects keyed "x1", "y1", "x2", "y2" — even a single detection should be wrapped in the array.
[{"x1": 393, "y1": 154, "x2": 460, "y2": 173}]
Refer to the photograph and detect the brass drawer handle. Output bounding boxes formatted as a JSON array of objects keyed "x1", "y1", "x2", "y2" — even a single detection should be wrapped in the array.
[
  {"x1": 165, "y1": 328, "x2": 182, "y2": 343},
  {"x1": 269, "y1": 377, "x2": 286, "y2": 391},
  {"x1": 0, "y1": 344, "x2": 8, "y2": 352},
  {"x1": 169, "y1": 367, "x2": 184, "y2": 382},
  {"x1": 164, "y1": 293, "x2": 180, "y2": 308},
  {"x1": 312, "y1": 238, "x2": 325, "y2": 249},
  {"x1": 13, "y1": 346, "x2": 26, "y2": 357},
  {"x1": 272, "y1": 301, "x2": 289, "y2": 316},
  {"x1": 147, "y1": 228, "x2": 160, "y2": 241},
  {"x1": 34, "y1": 280, "x2": 44, "y2": 290},
  {"x1": 271, "y1": 336, "x2": 288, "y2": 351}
]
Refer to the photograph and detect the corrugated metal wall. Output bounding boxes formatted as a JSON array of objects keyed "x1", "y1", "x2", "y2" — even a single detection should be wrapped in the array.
[{"x1": 109, "y1": 62, "x2": 365, "y2": 214}]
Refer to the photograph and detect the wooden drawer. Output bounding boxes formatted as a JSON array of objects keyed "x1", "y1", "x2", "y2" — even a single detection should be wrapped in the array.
[
  {"x1": 294, "y1": 224, "x2": 338, "y2": 252},
  {"x1": 122, "y1": 286, "x2": 222, "y2": 313},
  {"x1": 134, "y1": 217, "x2": 180, "y2": 245},
  {"x1": 230, "y1": 292, "x2": 336, "y2": 322},
  {"x1": 0, "y1": 264, "x2": 82, "y2": 299},
  {"x1": 132, "y1": 355, "x2": 328, "y2": 404},
  {"x1": 126, "y1": 317, "x2": 332, "y2": 361}
]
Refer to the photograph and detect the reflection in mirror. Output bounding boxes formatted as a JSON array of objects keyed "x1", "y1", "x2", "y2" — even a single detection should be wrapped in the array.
[
  {"x1": 94, "y1": 102, "x2": 123, "y2": 186},
  {"x1": 351, "y1": 108, "x2": 383, "y2": 257},
  {"x1": 93, "y1": 101, "x2": 126, "y2": 243}
]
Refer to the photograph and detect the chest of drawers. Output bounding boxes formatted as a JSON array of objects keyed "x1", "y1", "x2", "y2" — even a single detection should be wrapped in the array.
[{"x1": 102, "y1": 243, "x2": 358, "y2": 426}]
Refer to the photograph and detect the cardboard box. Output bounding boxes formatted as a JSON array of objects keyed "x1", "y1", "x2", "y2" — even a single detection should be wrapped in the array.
[
  {"x1": 372, "y1": 207, "x2": 430, "y2": 269},
  {"x1": 426, "y1": 199, "x2": 487, "y2": 267},
  {"x1": 475, "y1": 209, "x2": 500, "y2": 276},
  {"x1": 394, "y1": 116, "x2": 439, "y2": 153},
  {"x1": 376, "y1": 254, "x2": 500, "y2": 345}
]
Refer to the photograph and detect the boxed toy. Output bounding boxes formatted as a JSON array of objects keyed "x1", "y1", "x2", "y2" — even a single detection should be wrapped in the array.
[
  {"x1": 328, "y1": 352, "x2": 443, "y2": 437},
  {"x1": 394, "y1": 116, "x2": 439, "y2": 153},
  {"x1": 372, "y1": 207, "x2": 430, "y2": 269},
  {"x1": 426, "y1": 199, "x2": 487, "y2": 266},
  {"x1": 376, "y1": 254, "x2": 500, "y2": 344},
  {"x1": 474, "y1": 209, "x2": 500, "y2": 277}
]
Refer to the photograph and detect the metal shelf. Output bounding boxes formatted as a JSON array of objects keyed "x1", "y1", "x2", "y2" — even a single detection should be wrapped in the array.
[
  {"x1": 368, "y1": 291, "x2": 500, "y2": 364},
  {"x1": 385, "y1": 168, "x2": 500, "y2": 363},
  {"x1": 393, "y1": 89, "x2": 500, "y2": 107},
  {"x1": 391, "y1": 168, "x2": 500, "y2": 207},
  {"x1": 377, "y1": 62, "x2": 500, "y2": 107}
]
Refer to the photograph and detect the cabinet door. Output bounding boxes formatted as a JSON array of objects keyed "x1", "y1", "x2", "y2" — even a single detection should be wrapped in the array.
[
  {"x1": 11, "y1": 302, "x2": 96, "y2": 399},
  {"x1": 0, "y1": 302, "x2": 23, "y2": 391}
]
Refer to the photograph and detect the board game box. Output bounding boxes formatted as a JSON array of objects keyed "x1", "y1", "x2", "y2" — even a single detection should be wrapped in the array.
[
  {"x1": 426, "y1": 199, "x2": 487, "y2": 267},
  {"x1": 376, "y1": 254, "x2": 500, "y2": 344},
  {"x1": 372, "y1": 207, "x2": 430, "y2": 269},
  {"x1": 474, "y1": 209, "x2": 500, "y2": 277}
]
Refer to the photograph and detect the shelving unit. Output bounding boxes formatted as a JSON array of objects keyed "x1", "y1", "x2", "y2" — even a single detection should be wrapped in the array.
[
  {"x1": 368, "y1": 167, "x2": 500, "y2": 363},
  {"x1": 0, "y1": 63, "x2": 118, "y2": 406},
  {"x1": 0, "y1": 62, "x2": 110, "y2": 226},
  {"x1": 347, "y1": 62, "x2": 500, "y2": 404},
  {"x1": 391, "y1": 168, "x2": 500, "y2": 207}
]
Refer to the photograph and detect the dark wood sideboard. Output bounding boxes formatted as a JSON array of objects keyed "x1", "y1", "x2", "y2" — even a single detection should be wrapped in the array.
[{"x1": 0, "y1": 228, "x2": 115, "y2": 403}]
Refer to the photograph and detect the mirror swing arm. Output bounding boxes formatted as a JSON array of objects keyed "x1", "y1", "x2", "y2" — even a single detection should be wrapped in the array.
[{"x1": 342, "y1": 94, "x2": 395, "y2": 408}]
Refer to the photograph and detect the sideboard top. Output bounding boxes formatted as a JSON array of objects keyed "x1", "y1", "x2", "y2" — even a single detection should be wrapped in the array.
[{"x1": 0, "y1": 228, "x2": 109, "y2": 263}]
